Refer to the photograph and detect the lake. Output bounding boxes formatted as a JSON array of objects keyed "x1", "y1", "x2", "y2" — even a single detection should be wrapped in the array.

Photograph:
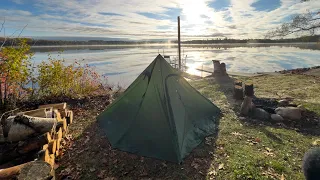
[{"x1": 31, "y1": 44, "x2": 320, "y2": 87}]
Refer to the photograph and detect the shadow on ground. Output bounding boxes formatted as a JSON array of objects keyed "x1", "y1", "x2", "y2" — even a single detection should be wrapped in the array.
[
  {"x1": 210, "y1": 74, "x2": 320, "y2": 137},
  {"x1": 56, "y1": 95, "x2": 221, "y2": 180}
]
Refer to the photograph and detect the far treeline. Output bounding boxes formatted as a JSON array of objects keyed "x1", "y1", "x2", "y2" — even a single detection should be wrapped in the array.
[{"x1": 0, "y1": 35, "x2": 319, "y2": 46}]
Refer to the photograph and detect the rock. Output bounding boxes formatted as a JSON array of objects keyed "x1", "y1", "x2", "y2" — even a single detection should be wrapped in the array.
[
  {"x1": 275, "y1": 107, "x2": 302, "y2": 120},
  {"x1": 278, "y1": 99, "x2": 290, "y2": 107},
  {"x1": 251, "y1": 108, "x2": 270, "y2": 121},
  {"x1": 271, "y1": 114, "x2": 284, "y2": 121},
  {"x1": 298, "y1": 105, "x2": 306, "y2": 112}
]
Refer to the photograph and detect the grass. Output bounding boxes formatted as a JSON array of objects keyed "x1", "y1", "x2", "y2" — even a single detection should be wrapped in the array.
[
  {"x1": 56, "y1": 74, "x2": 320, "y2": 180},
  {"x1": 190, "y1": 74, "x2": 320, "y2": 179}
]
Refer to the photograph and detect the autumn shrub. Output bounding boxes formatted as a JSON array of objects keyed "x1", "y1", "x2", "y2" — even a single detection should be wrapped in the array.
[
  {"x1": 0, "y1": 39, "x2": 110, "y2": 110},
  {"x1": 0, "y1": 39, "x2": 33, "y2": 108},
  {"x1": 37, "y1": 57, "x2": 106, "y2": 99}
]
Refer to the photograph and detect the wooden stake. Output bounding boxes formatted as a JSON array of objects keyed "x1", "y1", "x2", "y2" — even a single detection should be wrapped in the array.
[{"x1": 178, "y1": 16, "x2": 181, "y2": 70}]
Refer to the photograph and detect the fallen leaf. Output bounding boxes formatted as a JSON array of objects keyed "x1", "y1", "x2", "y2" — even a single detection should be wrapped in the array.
[
  {"x1": 263, "y1": 151, "x2": 275, "y2": 157},
  {"x1": 218, "y1": 163, "x2": 224, "y2": 170},
  {"x1": 266, "y1": 147, "x2": 272, "y2": 152},
  {"x1": 84, "y1": 136, "x2": 90, "y2": 144},
  {"x1": 281, "y1": 173, "x2": 285, "y2": 180},
  {"x1": 98, "y1": 170, "x2": 106, "y2": 178},
  {"x1": 231, "y1": 132, "x2": 243, "y2": 136},
  {"x1": 89, "y1": 168, "x2": 96, "y2": 172},
  {"x1": 312, "y1": 139, "x2": 320, "y2": 146},
  {"x1": 191, "y1": 161, "x2": 200, "y2": 170},
  {"x1": 161, "y1": 162, "x2": 167, "y2": 167},
  {"x1": 208, "y1": 169, "x2": 217, "y2": 176}
]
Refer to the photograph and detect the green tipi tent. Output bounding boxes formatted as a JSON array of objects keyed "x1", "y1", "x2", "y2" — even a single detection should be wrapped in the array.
[{"x1": 97, "y1": 55, "x2": 220, "y2": 163}]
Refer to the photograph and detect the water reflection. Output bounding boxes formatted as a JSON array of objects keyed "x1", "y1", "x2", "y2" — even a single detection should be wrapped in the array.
[{"x1": 31, "y1": 44, "x2": 320, "y2": 87}]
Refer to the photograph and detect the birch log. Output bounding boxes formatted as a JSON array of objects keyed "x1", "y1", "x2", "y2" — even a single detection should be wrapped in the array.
[
  {"x1": 39, "y1": 103, "x2": 66, "y2": 110},
  {"x1": 0, "y1": 161, "x2": 52, "y2": 180}
]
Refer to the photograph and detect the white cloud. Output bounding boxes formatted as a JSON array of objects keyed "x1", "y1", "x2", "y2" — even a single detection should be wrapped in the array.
[{"x1": 0, "y1": 0, "x2": 319, "y2": 39}]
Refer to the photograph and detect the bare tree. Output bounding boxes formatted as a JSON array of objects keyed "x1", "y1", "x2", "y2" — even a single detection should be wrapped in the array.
[{"x1": 265, "y1": 0, "x2": 320, "y2": 38}]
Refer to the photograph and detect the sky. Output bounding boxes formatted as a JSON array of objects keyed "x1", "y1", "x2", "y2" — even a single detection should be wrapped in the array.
[{"x1": 0, "y1": 0, "x2": 319, "y2": 40}]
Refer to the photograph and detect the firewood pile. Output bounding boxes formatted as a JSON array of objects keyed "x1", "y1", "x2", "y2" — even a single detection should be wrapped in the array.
[{"x1": 0, "y1": 102, "x2": 73, "y2": 179}]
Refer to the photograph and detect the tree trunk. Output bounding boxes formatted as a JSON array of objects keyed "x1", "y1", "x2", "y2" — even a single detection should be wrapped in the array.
[
  {"x1": 233, "y1": 85, "x2": 244, "y2": 100},
  {"x1": 0, "y1": 133, "x2": 51, "y2": 164},
  {"x1": 48, "y1": 140, "x2": 56, "y2": 154}
]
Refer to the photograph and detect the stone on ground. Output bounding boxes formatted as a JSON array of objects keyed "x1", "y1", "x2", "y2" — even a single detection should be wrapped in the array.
[
  {"x1": 251, "y1": 108, "x2": 270, "y2": 121},
  {"x1": 275, "y1": 107, "x2": 302, "y2": 121},
  {"x1": 271, "y1": 114, "x2": 284, "y2": 121}
]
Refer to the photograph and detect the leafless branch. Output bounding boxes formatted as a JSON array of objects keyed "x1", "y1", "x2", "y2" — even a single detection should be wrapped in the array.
[
  {"x1": 0, "y1": 28, "x2": 6, "y2": 49},
  {"x1": 0, "y1": 17, "x2": 5, "y2": 33},
  {"x1": 11, "y1": 24, "x2": 28, "y2": 46},
  {"x1": 265, "y1": 11, "x2": 320, "y2": 38}
]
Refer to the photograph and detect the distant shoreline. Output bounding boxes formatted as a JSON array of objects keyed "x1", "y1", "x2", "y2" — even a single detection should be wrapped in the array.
[{"x1": 29, "y1": 42, "x2": 319, "y2": 48}]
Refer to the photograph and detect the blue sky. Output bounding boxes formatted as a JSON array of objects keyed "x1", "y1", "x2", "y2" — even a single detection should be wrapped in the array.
[{"x1": 0, "y1": 0, "x2": 319, "y2": 40}]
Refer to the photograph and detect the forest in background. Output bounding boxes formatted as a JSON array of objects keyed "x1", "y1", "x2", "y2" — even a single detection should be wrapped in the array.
[{"x1": 0, "y1": 35, "x2": 319, "y2": 46}]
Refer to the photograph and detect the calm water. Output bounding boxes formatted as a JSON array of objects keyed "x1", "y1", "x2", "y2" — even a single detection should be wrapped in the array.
[{"x1": 31, "y1": 44, "x2": 320, "y2": 87}]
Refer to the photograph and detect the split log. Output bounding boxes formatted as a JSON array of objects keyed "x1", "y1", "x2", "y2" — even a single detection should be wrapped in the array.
[
  {"x1": 60, "y1": 109, "x2": 68, "y2": 118},
  {"x1": 39, "y1": 103, "x2": 66, "y2": 110},
  {"x1": 0, "y1": 161, "x2": 52, "y2": 180},
  {"x1": 233, "y1": 85, "x2": 244, "y2": 100},
  {"x1": 0, "y1": 133, "x2": 52, "y2": 164},
  {"x1": 38, "y1": 149, "x2": 50, "y2": 165},
  {"x1": 48, "y1": 140, "x2": 56, "y2": 154},
  {"x1": 53, "y1": 109, "x2": 62, "y2": 121},
  {"x1": 244, "y1": 84, "x2": 254, "y2": 97},
  {"x1": 49, "y1": 154, "x2": 55, "y2": 167},
  {"x1": 55, "y1": 128, "x2": 63, "y2": 158},
  {"x1": 66, "y1": 110, "x2": 73, "y2": 125}
]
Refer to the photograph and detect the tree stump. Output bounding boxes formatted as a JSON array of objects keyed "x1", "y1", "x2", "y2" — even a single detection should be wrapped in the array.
[
  {"x1": 212, "y1": 60, "x2": 221, "y2": 75},
  {"x1": 244, "y1": 84, "x2": 254, "y2": 97},
  {"x1": 220, "y1": 63, "x2": 227, "y2": 75},
  {"x1": 234, "y1": 80, "x2": 242, "y2": 87},
  {"x1": 234, "y1": 85, "x2": 244, "y2": 100}
]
